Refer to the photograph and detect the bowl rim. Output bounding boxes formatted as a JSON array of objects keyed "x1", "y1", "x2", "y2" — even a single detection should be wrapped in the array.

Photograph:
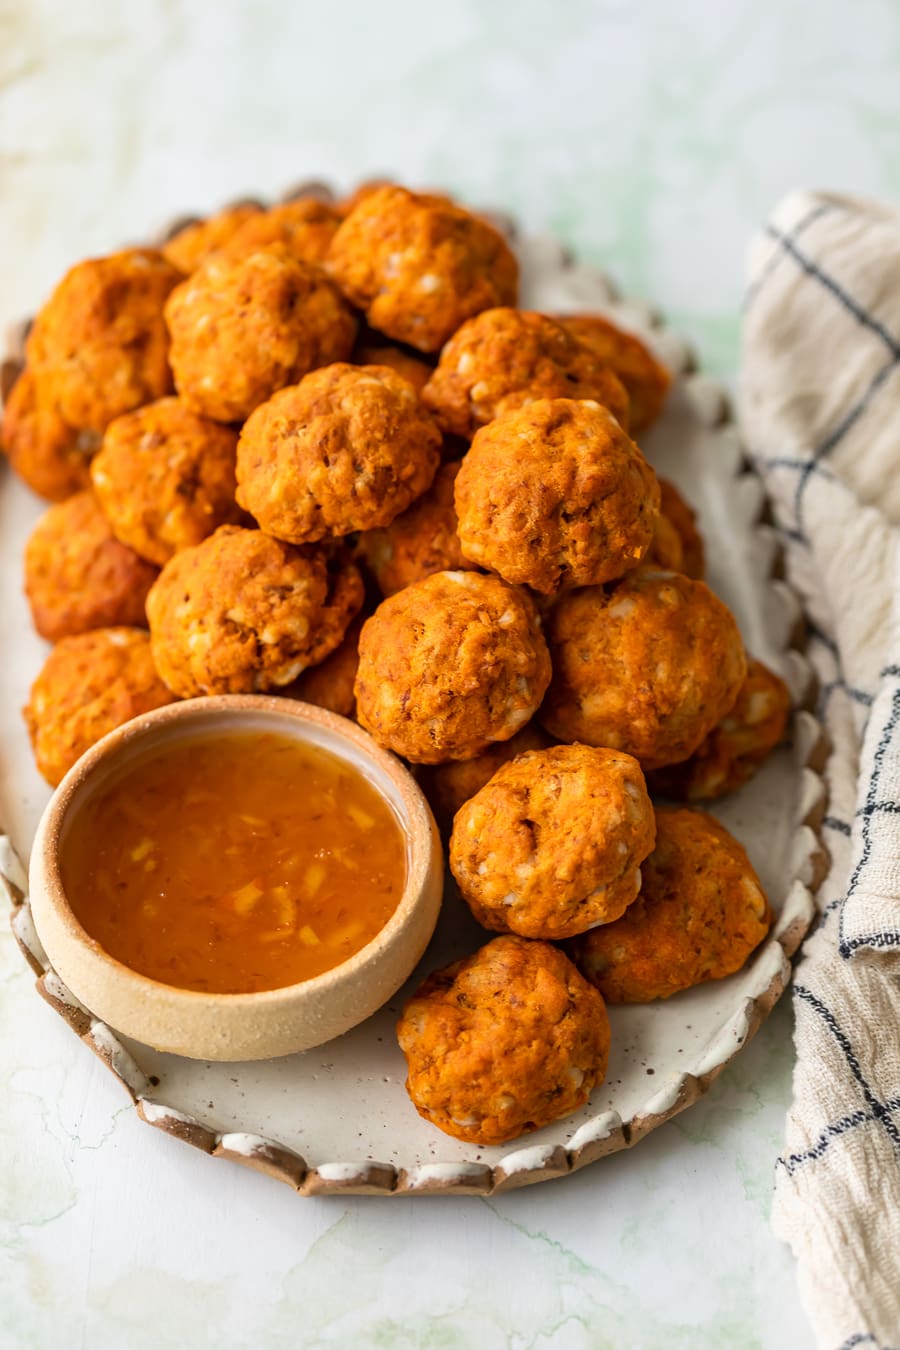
[{"x1": 31, "y1": 693, "x2": 439, "y2": 1007}]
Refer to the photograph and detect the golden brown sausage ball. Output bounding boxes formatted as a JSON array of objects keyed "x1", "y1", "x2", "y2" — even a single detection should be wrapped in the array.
[
  {"x1": 541, "y1": 568, "x2": 747, "y2": 769},
  {"x1": 220, "y1": 199, "x2": 342, "y2": 266},
  {"x1": 351, "y1": 338, "x2": 433, "y2": 394},
  {"x1": 419, "y1": 722, "x2": 553, "y2": 829},
  {"x1": 236, "y1": 364, "x2": 441, "y2": 543},
  {"x1": 354, "y1": 570, "x2": 551, "y2": 763},
  {"x1": 24, "y1": 491, "x2": 158, "y2": 642},
  {"x1": 568, "y1": 807, "x2": 772, "y2": 1002},
  {"x1": 327, "y1": 185, "x2": 518, "y2": 352},
  {"x1": 161, "y1": 203, "x2": 262, "y2": 273},
  {"x1": 450, "y1": 744, "x2": 655, "y2": 940},
  {"x1": 555, "y1": 313, "x2": 671, "y2": 434},
  {"x1": 282, "y1": 609, "x2": 366, "y2": 720},
  {"x1": 26, "y1": 249, "x2": 181, "y2": 434},
  {"x1": 165, "y1": 246, "x2": 357, "y2": 423},
  {"x1": 356, "y1": 460, "x2": 472, "y2": 597},
  {"x1": 146, "y1": 525, "x2": 362, "y2": 698},
  {"x1": 647, "y1": 657, "x2": 790, "y2": 801},
  {"x1": 397, "y1": 934, "x2": 610, "y2": 1145},
  {"x1": 455, "y1": 399, "x2": 660, "y2": 595},
  {"x1": 1, "y1": 369, "x2": 97, "y2": 501},
  {"x1": 422, "y1": 308, "x2": 630, "y2": 438},
  {"x1": 645, "y1": 478, "x2": 705, "y2": 580},
  {"x1": 90, "y1": 397, "x2": 241, "y2": 566},
  {"x1": 24, "y1": 628, "x2": 178, "y2": 787}
]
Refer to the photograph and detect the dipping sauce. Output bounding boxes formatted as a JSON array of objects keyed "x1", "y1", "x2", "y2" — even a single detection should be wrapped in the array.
[{"x1": 59, "y1": 731, "x2": 407, "y2": 993}]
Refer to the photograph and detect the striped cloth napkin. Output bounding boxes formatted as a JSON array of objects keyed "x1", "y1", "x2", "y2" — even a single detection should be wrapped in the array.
[{"x1": 740, "y1": 190, "x2": 900, "y2": 1350}]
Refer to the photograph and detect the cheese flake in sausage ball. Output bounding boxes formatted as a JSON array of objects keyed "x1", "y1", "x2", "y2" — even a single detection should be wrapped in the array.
[
  {"x1": 354, "y1": 570, "x2": 551, "y2": 763},
  {"x1": 356, "y1": 459, "x2": 472, "y2": 597},
  {"x1": 24, "y1": 492, "x2": 158, "y2": 642},
  {"x1": 567, "y1": 807, "x2": 773, "y2": 1002},
  {"x1": 327, "y1": 185, "x2": 518, "y2": 353},
  {"x1": 419, "y1": 722, "x2": 553, "y2": 830},
  {"x1": 26, "y1": 249, "x2": 181, "y2": 435},
  {"x1": 422, "y1": 308, "x2": 630, "y2": 439},
  {"x1": 450, "y1": 744, "x2": 655, "y2": 940},
  {"x1": 161, "y1": 203, "x2": 263, "y2": 274},
  {"x1": 24, "y1": 628, "x2": 178, "y2": 787},
  {"x1": 647, "y1": 657, "x2": 790, "y2": 802},
  {"x1": 397, "y1": 935, "x2": 610, "y2": 1145},
  {"x1": 541, "y1": 568, "x2": 747, "y2": 769},
  {"x1": 164, "y1": 245, "x2": 357, "y2": 423},
  {"x1": 91, "y1": 397, "x2": 241, "y2": 566},
  {"x1": 455, "y1": 399, "x2": 660, "y2": 595},
  {"x1": 1, "y1": 369, "x2": 97, "y2": 501},
  {"x1": 220, "y1": 199, "x2": 342, "y2": 267},
  {"x1": 236, "y1": 364, "x2": 441, "y2": 543},
  {"x1": 554, "y1": 313, "x2": 671, "y2": 434},
  {"x1": 146, "y1": 525, "x2": 363, "y2": 698}
]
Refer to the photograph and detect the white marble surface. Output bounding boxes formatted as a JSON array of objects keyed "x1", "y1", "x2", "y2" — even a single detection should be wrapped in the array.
[{"x1": 3, "y1": 1, "x2": 899, "y2": 1345}]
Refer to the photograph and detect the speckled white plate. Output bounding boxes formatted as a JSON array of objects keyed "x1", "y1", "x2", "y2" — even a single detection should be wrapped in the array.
[{"x1": 0, "y1": 188, "x2": 828, "y2": 1195}]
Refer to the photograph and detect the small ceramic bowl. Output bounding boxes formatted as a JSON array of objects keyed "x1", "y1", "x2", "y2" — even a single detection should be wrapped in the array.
[{"x1": 28, "y1": 696, "x2": 444, "y2": 1061}]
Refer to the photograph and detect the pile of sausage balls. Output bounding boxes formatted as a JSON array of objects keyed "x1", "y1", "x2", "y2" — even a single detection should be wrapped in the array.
[{"x1": 2, "y1": 183, "x2": 791, "y2": 1147}]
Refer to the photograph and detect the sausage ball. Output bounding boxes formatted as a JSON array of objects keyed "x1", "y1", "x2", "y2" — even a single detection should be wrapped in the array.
[
  {"x1": 450, "y1": 744, "x2": 655, "y2": 940},
  {"x1": 354, "y1": 570, "x2": 551, "y2": 763},
  {"x1": 351, "y1": 338, "x2": 433, "y2": 394},
  {"x1": 24, "y1": 628, "x2": 178, "y2": 787},
  {"x1": 26, "y1": 249, "x2": 181, "y2": 434},
  {"x1": 397, "y1": 934, "x2": 610, "y2": 1145},
  {"x1": 1, "y1": 369, "x2": 97, "y2": 501},
  {"x1": 555, "y1": 313, "x2": 671, "y2": 434},
  {"x1": 90, "y1": 397, "x2": 241, "y2": 565},
  {"x1": 356, "y1": 460, "x2": 472, "y2": 597},
  {"x1": 282, "y1": 609, "x2": 366, "y2": 720},
  {"x1": 24, "y1": 491, "x2": 158, "y2": 641},
  {"x1": 419, "y1": 722, "x2": 553, "y2": 830},
  {"x1": 455, "y1": 399, "x2": 660, "y2": 595},
  {"x1": 236, "y1": 364, "x2": 441, "y2": 543},
  {"x1": 165, "y1": 245, "x2": 357, "y2": 423},
  {"x1": 161, "y1": 203, "x2": 262, "y2": 273},
  {"x1": 220, "y1": 199, "x2": 342, "y2": 266},
  {"x1": 541, "y1": 568, "x2": 747, "y2": 769},
  {"x1": 645, "y1": 478, "x2": 705, "y2": 580},
  {"x1": 327, "y1": 185, "x2": 518, "y2": 352},
  {"x1": 647, "y1": 657, "x2": 791, "y2": 801},
  {"x1": 422, "y1": 308, "x2": 630, "y2": 438},
  {"x1": 146, "y1": 525, "x2": 363, "y2": 698},
  {"x1": 568, "y1": 807, "x2": 773, "y2": 1002}
]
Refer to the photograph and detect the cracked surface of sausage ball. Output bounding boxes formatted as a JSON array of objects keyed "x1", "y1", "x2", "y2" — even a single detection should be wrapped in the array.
[
  {"x1": 555, "y1": 313, "x2": 671, "y2": 434},
  {"x1": 567, "y1": 807, "x2": 773, "y2": 1002},
  {"x1": 327, "y1": 185, "x2": 518, "y2": 352},
  {"x1": 161, "y1": 203, "x2": 262, "y2": 273},
  {"x1": 90, "y1": 397, "x2": 241, "y2": 565},
  {"x1": 455, "y1": 399, "x2": 660, "y2": 595},
  {"x1": 165, "y1": 245, "x2": 357, "y2": 423},
  {"x1": 422, "y1": 308, "x2": 630, "y2": 438},
  {"x1": 356, "y1": 460, "x2": 471, "y2": 596},
  {"x1": 541, "y1": 568, "x2": 747, "y2": 769},
  {"x1": 397, "y1": 935, "x2": 610, "y2": 1145},
  {"x1": 645, "y1": 478, "x2": 705, "y2": 579},
  {"x1": 1, "y1": 369, "x2": 97, "y2": 500},
  {"x1": 220, "y1": 199, "x2": 342, "y2": 266},
  {"x1": 450, "y1": 744, "x2": 656, "y2": 939},
  {"x1": 24, "y1": 491, "x2": 158, "y2": 641},
  {"x1": 24, "y1": 628, "x2": 178, "y2": 787},
  {"x1": 26, "y1": 249, "x2": 181, "y2": 434},
  {"x1": 647, "y1": 657, "x2": 790, "y2": 801},
  {"x1": 146, "y1": 525, "x2": 363, "y2": 698},
  {"x1": 354, "y1": 570, "x2": 551, "y2": 763},
  {"x1": 419, "y1": 722, "x2": 553, "y2": 830},
  {"x1": 236, "y1": 364, "x2": 441, "y2": 543},
  {"x1": 351, "y1": 338, "x2": 433, "y2": 394}
]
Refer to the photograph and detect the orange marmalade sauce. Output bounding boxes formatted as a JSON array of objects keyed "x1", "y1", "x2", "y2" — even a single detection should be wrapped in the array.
[{"x1": 60, "y1": 731, "x2": 407, "y2": 994}]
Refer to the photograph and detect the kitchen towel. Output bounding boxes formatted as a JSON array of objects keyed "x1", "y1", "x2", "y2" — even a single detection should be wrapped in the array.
[{"x1": 740, "y1": 189, "x2": 900, "y2": 1350}]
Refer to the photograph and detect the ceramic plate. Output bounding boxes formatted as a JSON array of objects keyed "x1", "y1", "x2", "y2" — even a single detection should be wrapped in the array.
[{"x1": 0, "y1": 189, "x2": 827, "y2": 1195}]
